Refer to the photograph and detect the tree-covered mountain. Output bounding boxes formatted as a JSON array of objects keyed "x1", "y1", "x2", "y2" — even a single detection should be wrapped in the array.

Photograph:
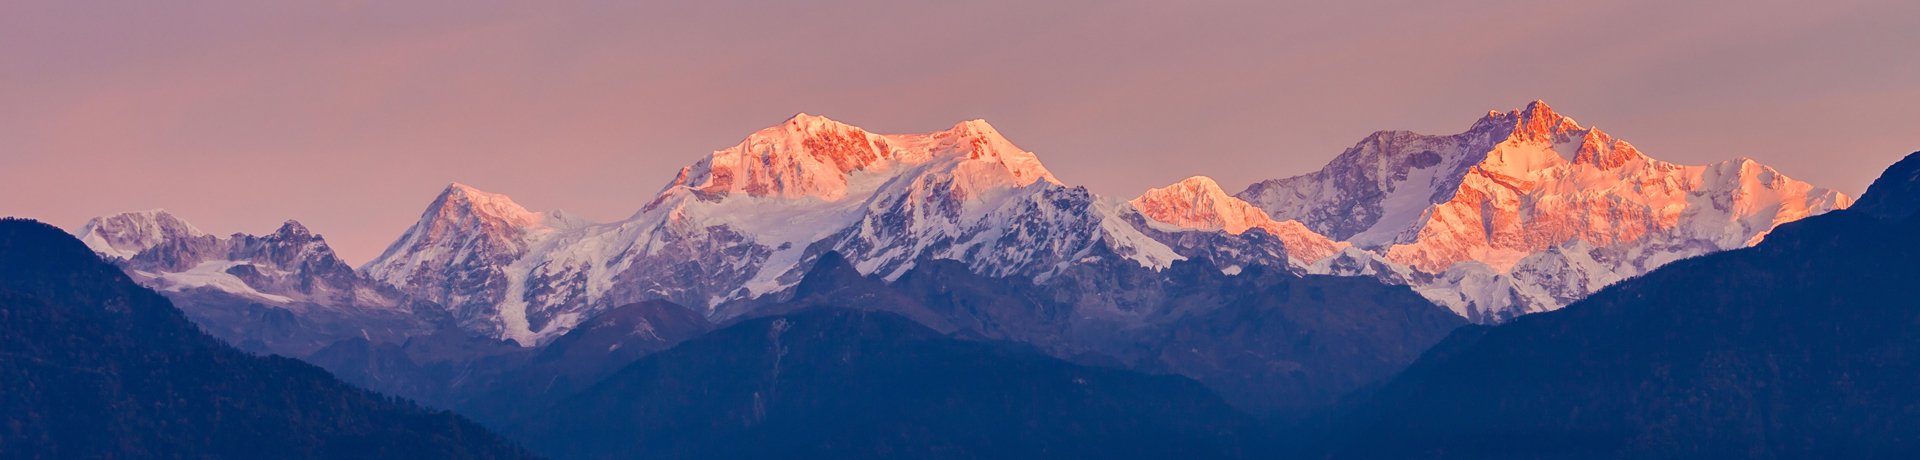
[
  {"x1": 1312, "y1": 152, "x2": 1920, "y2": 459},
  {"x1": 304, "y1": 299, "x2": 713, "y2": 426},
  {"x1": 775, "y1": 251, "x2": 1465, "y2": 419},
  {"x1": 510, "y1": 308, "x2": 1255, "y2": 459},
  {"x1": 0, "y1": 218, "x2": 532, "y2": 459}
]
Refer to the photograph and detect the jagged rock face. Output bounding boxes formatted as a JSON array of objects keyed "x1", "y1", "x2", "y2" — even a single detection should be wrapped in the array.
[
  {"x1": 1237, "y1": 125, "x2": 1505, "y2": 244},
  {"x1": 1238, "y1": 101, "x2": 1850, "y2": 321},
  {"x1": 77, "y1": 211, "x2": 438, "y2": 355},
  {"x1": 220, "y1": 221, "x2": 363, "y2": 300},
  {"x1": 1127, "y1": 213, "x2": 1293, "y2": 278},
  {"x1": 831, "y1": 183, "x2": 1163, "y2": 282},
  {"x1": 365, "y1": 115, "x2": 1180, "y2": 345},
  {"x1": 84, "y1": 212, "x2": 357, "y2": 306}
]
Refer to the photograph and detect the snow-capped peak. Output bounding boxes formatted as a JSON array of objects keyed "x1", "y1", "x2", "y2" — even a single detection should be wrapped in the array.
[
  {"x1": 76, "y1": 209, "x2": 209, "y2": 259},
  {"x1": 1132, "y1": 176, "x2": 1272, "y2": 234},
  {"x1": 785, "y1": 111, "x2": 837, "y2": 126},
  {"x1": 69, "y1": 210, "x2": 397, "y2": 310},
  {"x1": 922, "y1": 118, "x2": 1060, "y2": 185},
  {"x1": 1238, "y1": 100, "x2": 1850, "y2": 322},
  {"x1": 658, "y1": 114, "x2": 1060, "y2": 207},
  {"x1": 935, "y1": 119, "x2": 1018, "y2": 157},
  {"x1": 360, "y1": 183, "x2": 578, "y2": 286},
  {"x1": 1470, "y1": 99, "x2": 1583, "y2": 143},
  {"x1": 1571, "y1": 128, "x2": 1646, "y2": 169},
  {"x1": 271, "y1": 219, "x2": 313, "y2": 239},
  {"x1": 1131, "y1": 176, "x2": 1344, "y2": 264},
  {"x1": 434, "y1": 182, "x2": 547, "y2": 229},
  {"x1": 662, "y1": 114, "x2": 908, "y2": 201}
]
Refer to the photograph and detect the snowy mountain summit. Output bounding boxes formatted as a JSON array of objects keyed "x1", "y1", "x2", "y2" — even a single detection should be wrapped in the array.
[
  {"x1": 1237, "y1": 101, "x2": 1850, "y2": 321},
  {"x1": 76, "y1": 209, "x2": 209, "y2": 260},
  {"x1": 1129, "y1": 176, "x2": 1346, "y2": 265},
  {"x1": 362, "y1": 114, "x2": 1181, "y2": 345}
]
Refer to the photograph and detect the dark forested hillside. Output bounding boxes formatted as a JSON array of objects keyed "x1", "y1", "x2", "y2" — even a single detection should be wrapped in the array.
[
  {"x1": 775, "y1": 251, "x2": 1465, "y2": 419},
  {"x1": 0, "y1": 218, "x2": 532, "y2": 459},
  {"x1": 1314, "y1": 153, "x2": 1920, "y2": 459},
  {"x1": 511, "y1": 308, "x2": 1255, "y2": 460},
  {"x1": 459, "y1": 300, "x2": 713, "y2": 424}
]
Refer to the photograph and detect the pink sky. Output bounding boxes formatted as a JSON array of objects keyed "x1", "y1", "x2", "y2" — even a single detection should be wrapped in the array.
[{"x1": 4, "y1": 0, "x2": 1916, "y2": 264}]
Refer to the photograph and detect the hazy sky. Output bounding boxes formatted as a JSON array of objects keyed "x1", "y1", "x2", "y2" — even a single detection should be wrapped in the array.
[{"x1": 4, "y1": 0, "x2": 1916, "y2": 264}]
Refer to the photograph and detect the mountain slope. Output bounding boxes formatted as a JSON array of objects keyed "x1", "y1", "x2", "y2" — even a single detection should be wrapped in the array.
[
  {"x1": 1240, "y1": 101, "x2": 1849, "y2": 321},
  {"x1": 303, "y1": 299, "x2": 712, "y2": 424},
  {"x1": 359, "y1": 183, "x2": 585, "y2": 342},
  {"x1": 78, "y1": 211, "x2": 442, "y2": 355},
  {"x1": 457, "y1": 300, "x2": 712, "y2": 424},
  {"x1": 770, "y1": 250, "x2": 1464, "y2": 418},
  {"x1": 1313, "y1": 152, "x2": 1920, "y2": 459},
  {"x1": 510, "y1": 308, "x2": 1253, "y2": 459},
  {"x1": 1133, "y1": 271, "x2": 1465, "y2": 417},
  {"x1": 0, "y1": 218, "x2": 530, "y2": 459}
]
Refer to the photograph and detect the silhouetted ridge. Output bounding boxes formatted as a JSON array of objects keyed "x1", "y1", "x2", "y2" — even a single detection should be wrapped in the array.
[
  {"x1": 1, "y1": 218, "x2": 138, "y2": 291},
  {"x1": 1852, "y1": 151, "x2": 1920, "y2": 220}
]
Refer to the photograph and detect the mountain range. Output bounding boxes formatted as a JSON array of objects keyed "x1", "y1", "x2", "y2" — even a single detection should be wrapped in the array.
[
  {"x1": 46, "y1": 101, "x2": 1886, "y2": 458},
  {"x1": 81, "y1": 101, "x2": 1845, "y2": 351}
]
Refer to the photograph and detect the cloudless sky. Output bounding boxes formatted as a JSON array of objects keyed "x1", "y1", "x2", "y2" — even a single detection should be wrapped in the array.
[{"x1": 3, "y1": 0, "x2": 1916, "y2": 264}]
